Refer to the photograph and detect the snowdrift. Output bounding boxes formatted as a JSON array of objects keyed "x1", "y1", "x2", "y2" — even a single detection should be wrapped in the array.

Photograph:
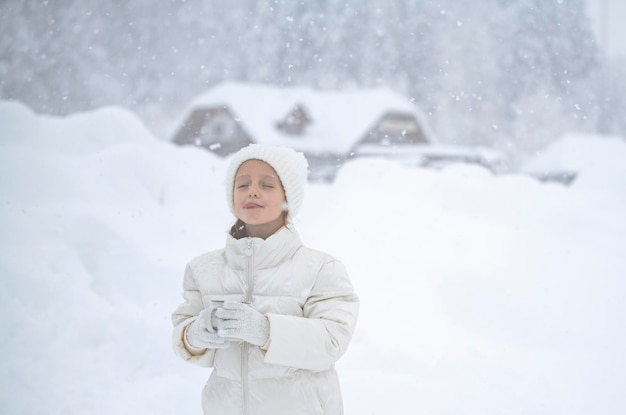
[{"x1": 1, "y1": 100, "x2": 625, "y2": 414}]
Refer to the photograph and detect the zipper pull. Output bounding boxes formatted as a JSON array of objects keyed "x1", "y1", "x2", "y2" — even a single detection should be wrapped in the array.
[{"x1": 245, "y1": 238, "x2": 253, "y2": 257}]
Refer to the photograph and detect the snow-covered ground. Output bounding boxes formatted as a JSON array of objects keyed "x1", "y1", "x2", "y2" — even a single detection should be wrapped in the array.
[{"x1": 1, "y1": 101, "x2": 625, "y2": 414}]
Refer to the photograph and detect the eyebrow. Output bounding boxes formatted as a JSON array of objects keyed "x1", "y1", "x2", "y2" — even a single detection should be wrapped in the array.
[{"x1": 235, "y1": 174, "x2": 278, "y2": 180}]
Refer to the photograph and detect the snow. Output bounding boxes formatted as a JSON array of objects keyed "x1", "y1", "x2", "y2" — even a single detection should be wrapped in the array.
[
  {"x1": 1, "y1": 100, "x2": 626, "y2": 415},
  {"x1": 586, "y1": 0, "x2": 626, "y2": 58},
  {"x1": 522, "y1": 134, "x2": 626, "y2": 179},
  {"x1": 173, "y1": 82, "x2": 434, "y2": 154}
]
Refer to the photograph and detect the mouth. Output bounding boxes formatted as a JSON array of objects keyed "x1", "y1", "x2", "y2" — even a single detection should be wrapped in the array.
[{"x1": 243, "y1": 203, "x2": 263, "y2": 209}]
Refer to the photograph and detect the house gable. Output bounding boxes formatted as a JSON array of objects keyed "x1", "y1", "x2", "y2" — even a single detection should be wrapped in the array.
[
  {"x1": 172, "y1": 106, "x2": 252, "y2": 156},
  {"x1": 359, "y1": 112, "x2": 429, "y2": 146},
  {"x1": 276, "y1": 104, "x2": 312, "y2": 136}
]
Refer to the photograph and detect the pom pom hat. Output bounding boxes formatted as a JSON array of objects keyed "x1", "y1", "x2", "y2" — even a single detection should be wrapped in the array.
[{"x1": 225, "y1": 144, "x2": 309, "y2": 222}]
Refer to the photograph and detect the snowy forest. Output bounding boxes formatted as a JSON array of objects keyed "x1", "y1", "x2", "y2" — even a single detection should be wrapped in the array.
[
  {"x1": 2, "y1": 2, "x2": 626, "y2": 414},
  {"x1": 1, "y1": 0, "x2": 625, "y2": 157}
]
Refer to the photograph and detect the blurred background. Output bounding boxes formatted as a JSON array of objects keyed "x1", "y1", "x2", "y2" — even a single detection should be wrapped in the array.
[
  {"x1": 2, "y1": 3, "x2": 626, "y2": 414},
  {"x1": 1, "y1": 0, "x2": 624, "y2": 159}
]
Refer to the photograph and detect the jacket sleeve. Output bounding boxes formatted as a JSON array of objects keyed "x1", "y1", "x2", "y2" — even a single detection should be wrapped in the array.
[
  {"x1": 171, "y1": 264, "x2": 216, "y2": 367},
  {"x1": 263, "y1": 258, "x2": 359, "y2": 371}
]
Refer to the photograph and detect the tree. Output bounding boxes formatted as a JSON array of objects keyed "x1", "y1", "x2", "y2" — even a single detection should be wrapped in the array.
[{"x1": 0, "y1": 0, "x2": 618, "y2": 150}]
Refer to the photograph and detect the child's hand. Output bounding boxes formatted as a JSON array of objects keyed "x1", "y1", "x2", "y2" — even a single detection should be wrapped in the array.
[
  {"x1": 186, "y1": 308, "x2": 230, "y2": 350},
  {"x1": 215, "y1": 301, "x2": 270, "y2": 347}
]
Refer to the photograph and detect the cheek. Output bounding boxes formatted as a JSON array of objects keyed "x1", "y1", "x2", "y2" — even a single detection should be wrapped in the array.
[
  {"x1": 274, "y1": 194, "x2": 287, "y2": 207},
  {"x1": 233, "y1": 191, "x2": 245, "y2": 206},
  {"x1": 276, "y1": 189, "x2": 286, "y2": 204}
]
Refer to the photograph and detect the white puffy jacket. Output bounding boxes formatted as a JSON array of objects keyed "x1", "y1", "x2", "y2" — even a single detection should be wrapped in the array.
[{"x1": 172, "y1": 225, "x2": 359, "y2": 415}]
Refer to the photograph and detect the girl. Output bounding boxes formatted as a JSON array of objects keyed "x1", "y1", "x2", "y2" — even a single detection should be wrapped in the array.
[{"x1": 172, "y1": 143, "x2": 359, "y2": 415}]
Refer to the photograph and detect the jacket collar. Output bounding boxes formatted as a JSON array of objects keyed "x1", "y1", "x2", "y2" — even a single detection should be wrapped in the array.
[{"x1": 225, "y1": 225, "x2": 302, "y2": 270}]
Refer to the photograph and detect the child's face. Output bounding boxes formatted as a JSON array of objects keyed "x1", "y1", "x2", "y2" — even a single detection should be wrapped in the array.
[{"x1": 233, "y1": 159, "x2": 287, "y2": 237}]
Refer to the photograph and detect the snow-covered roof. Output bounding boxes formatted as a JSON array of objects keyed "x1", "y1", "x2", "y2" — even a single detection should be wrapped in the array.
[
  {"x1": 357, "y1": 143, "x2": 504, "y2": 161},
  {"x1": 521, "y1": 133, "x2": 626, "y2": 174},
  {"x1": 177, "y1": 82, "x2": 434, "y2": 154},
  {"x1": 355, "y1": 143, "x2": 507, "y2": 172}
]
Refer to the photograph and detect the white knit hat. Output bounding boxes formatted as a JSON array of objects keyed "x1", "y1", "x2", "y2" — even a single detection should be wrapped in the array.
[{"x1": 225, "y1": 144, "x2": 309, "y2": 222}]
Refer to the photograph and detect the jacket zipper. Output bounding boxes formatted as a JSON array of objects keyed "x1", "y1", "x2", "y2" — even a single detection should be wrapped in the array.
[{"x1": 241, "y1": 238, "x2": 254, "y2": 415}]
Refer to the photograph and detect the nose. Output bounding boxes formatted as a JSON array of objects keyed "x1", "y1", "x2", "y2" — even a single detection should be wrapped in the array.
[{"x1": 248, "y1": 185, "x2": 260, "y2": 198}]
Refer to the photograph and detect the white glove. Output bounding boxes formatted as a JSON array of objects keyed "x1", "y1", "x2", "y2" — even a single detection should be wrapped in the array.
[
  {"x1": 185, "y1": 308, "x2": 230, "y2": 350},
  {"x1": 215, "y1": 301, "x2": 270, "y2": 347}
]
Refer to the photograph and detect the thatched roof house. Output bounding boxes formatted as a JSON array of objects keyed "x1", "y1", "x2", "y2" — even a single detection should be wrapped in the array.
[{"x1": 171, "y1": 82, "x2": 434, "y2": 180}]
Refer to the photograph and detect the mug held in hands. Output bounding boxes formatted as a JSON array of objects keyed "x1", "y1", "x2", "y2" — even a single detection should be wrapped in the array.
[
  {"x1": 185, "y1": 308, "x2": 230, "y2": 350},
  {"x1": 214, "y1": 301, "x2": 270, "y2": 347}
]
